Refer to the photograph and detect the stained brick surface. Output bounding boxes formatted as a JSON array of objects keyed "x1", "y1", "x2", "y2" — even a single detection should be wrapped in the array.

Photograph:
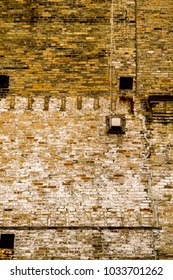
[{"x1": 0, "y1": 0, "x2": 173, "y2": 259}]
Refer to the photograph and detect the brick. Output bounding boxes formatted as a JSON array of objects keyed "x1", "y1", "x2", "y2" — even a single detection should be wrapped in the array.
[{"x1": 0, "y1": 0, "x2": 172, "y2": 260}]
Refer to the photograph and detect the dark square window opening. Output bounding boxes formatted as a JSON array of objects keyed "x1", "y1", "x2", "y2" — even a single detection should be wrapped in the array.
[
  {"x1": 0, "y1": 75, "x2": 9, "y2": 89},
  {"x1": 119, "y1": 77, "x2": 133, "y2": 90},
  {"x1": 0, "y1": 234, "x2": 15, "y2": 249}
]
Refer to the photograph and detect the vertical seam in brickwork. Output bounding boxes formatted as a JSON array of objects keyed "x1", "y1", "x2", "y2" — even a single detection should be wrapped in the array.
[
  {"x1": 139, "y1": 115, "x2": 159, "y2": 229},
  {"x1": 148, "y1": 170, "x2": 159, "y2": 228},
  {"x1": 110, "y1": 1, "x2": 114, "y2": 108},
  {"x1": 152, "y1": 230, "x2": 158, "y2": 260},
  {"x1": 135, "y1": 0, "x2": 138, "y2": 95},
  {"x1": 154, "y1": 203, "x2": 159, "y2": 228}
]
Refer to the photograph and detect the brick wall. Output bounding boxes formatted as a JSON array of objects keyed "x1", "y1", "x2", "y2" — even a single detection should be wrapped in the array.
[
  {"x1": 137, "y1": 0, "x2": 173, "y2": 95},
  {"x1": 0, "y1": 0, "x2": 173, "y2": 259},
  {"x1": 0, "y1": 0, "x2": 110, "y2": 96}
]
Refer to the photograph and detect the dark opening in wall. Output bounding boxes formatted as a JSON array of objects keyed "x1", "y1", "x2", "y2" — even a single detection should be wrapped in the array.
[
  {"x1": 0, "y1": 234, "x2": 15, "y2": 249},
  {"x1": 0, "y1": 75, "x2": 9, "y2": 89},
  {"x1": 119, "y1": 77, "x2": 133, "y2": 90},
  {"x1": 0, "y1": 75, "x2": 9, "y2": 98},
  {"x1": 147, "y1": 95, "x2": 173, "y2": 123}
]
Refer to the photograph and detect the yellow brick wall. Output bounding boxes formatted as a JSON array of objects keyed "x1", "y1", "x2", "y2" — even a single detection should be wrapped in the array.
[{"x1": 0, "y1": 0, "x2": 173, "y2": 259}]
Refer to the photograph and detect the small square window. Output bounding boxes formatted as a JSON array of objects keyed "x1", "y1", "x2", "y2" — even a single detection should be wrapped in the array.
[
  {"x1": 119, "y1": 77, "x2": 133, "y2": 90},
  {"x1": 0, "y1": 75, "x2": 9, "y2": 89},
  {"x1": 0, "y1": 234, "x2": 15, "y2": 249}
]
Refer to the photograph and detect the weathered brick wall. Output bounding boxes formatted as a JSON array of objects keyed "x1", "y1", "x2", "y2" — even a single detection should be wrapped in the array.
[
  {"x1": 0, "y1": 248, "x2": 13, "y2": 260},
  {"x1": 137, "y1": 0, "x2": 173, "y2": 96},
  {"x1": 0, "y1": 0, "x2": 173, "y2": 259},
  {"x1": 137, "y1": 0, "x2": 173, "y2": 259},
  {"x1": 0, "y1": 229, "x2": 155, "y2": 260},
  {"x1": 0, "y1": 0, "x2": 110, "y2": 96},
  {"x1": 0, "y1": 95, "x2": 162, "y2": 259},
  {"x1": 0, "y1": 96, "x2": 154, "y2": 227}
]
